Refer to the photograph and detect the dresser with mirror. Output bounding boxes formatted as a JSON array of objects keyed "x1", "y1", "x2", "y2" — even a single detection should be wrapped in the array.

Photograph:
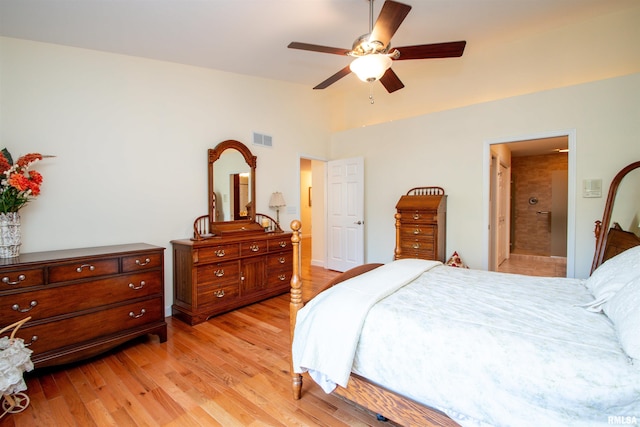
[{"x1": 171, "y1": 140, "x2": 292, "y2": 325}]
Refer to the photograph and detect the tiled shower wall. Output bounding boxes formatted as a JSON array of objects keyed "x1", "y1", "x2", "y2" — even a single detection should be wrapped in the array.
[{"x1": 511, "y1": 153, "x2": 568, "y2": 255}]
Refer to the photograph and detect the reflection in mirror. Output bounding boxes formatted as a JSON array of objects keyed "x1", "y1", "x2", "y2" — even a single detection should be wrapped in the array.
[
  {"x1": 207, "y1": 140, "x2": 259, "y2": 237},
  {"x1": 213, "y1": 149, "x2": 251, "y2": 221},
  {"x1": 592, "y1": 161, "x2": 640, "y2": 273},
  {"x1": 609, "y1": 167, "x2": 640, "y2": 237}
]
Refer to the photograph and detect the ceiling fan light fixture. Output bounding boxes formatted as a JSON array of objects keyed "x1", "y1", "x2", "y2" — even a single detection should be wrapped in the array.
[{"x1": 349, "y1": 54, "x2": 392, "y2": 82}]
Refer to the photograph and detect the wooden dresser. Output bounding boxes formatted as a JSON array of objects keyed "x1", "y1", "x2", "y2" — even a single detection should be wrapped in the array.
[
  {"x1": 394, "y1": 192, "x2": 447, "y2": 262},
  {"x1": 0, "y1": 243, "x2": 167, "y2": 368},
  {"x1": 171, "y1": 230, "x2": 293, "y2": 325}
]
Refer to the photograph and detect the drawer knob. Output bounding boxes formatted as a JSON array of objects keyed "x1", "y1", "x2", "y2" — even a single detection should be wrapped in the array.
[
  {"x1": 12, "y1": 300, "x2": 38, "y2": 313},
  {"x1": 2, "y1": 274, "x2": 26, "y2": 285},
  {"x1": 213, "y1": 289, "x2": 225, "y2": 298},
  {"x1": 278, "y1": 274, "x2": 286, "y2": 281},
  {"x1": 135, "y1": 258, "x2": 151, "y2": 266},
  {"x1": 412, "y1": 243, "x2": 421, "y2": 249},
  {"x1": 128, "y1": 281, "x2": 146, "y2": 290},
  {"x1": 214, "y1": 249, "x2": 226, "y2": 257},
  {"x1": 250, "y1": 244, "x2": 260, "y2": 252},
  {"x1": 129, "y1": 309, "x2": 146, "y2": 319},
  {"x1": 76, "y1": 264, "x2": 95, "y2": 273},
  {"x1": 413, "y1": 229, "x2": 421, "y2": 235},
  {"x1": 214, "y1": 269, "x2": 225, "y2": 277},
  {"x1": 24, "y1": 335, "x2": 38, "y2": 347},
  {"x1": 278, "y1": 257, "x2": 285, "y2": 264},
  {"x1": 278, "y1": 241, "x2": 287, "y2": 248},
  {"x1": 413, "y1": 213, "x2": 421, "y2": 220}
]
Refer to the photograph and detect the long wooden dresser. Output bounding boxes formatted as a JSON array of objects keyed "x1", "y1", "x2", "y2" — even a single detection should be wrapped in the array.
[
  {"x1": 394, "y1": 189, "x2": 447, "y2": 262},
  {"x1": 0, "y1": 243, "x2": 167, "y2": 368},
  {"x1": 171, "y1": 230, "x2": 293, "y2": 325}
]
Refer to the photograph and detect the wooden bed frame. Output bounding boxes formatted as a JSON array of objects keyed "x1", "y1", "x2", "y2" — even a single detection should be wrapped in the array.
[{"x1": 288, "y1": 220, "x2": 460, "y2": 427}]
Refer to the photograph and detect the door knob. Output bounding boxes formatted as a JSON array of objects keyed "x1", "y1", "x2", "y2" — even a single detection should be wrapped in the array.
[{"x1": 354, "y1": 220, "x2": 364, "y2": 225}]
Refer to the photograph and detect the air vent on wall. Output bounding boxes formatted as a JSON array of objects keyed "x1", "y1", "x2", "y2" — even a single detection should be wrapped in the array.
[{"x1": 253, "y1": 132, "x2": 273, "y2": 147}]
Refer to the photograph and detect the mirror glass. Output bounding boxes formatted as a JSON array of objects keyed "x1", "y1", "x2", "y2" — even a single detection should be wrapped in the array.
[
  {"x1": 212, "y1": 150, "x2": 251, "y2": 221},
  {"x1": 608, "y1": 167, "x2": 640, "y2": 237},
  {"x1": 592, "y1": 161, "x2": 640, "y2": 272},
  {"x1": 208, "y1": 140, "x2": 257, "y2": 229}
]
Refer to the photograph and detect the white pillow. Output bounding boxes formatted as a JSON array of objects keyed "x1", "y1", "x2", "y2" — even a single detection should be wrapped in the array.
[
  {"x1": 603, "y1": 277, "x2": 640, "y2": 360},
  {"x1": 585, "y1": 245, "x2": 640, "y2": 302}
]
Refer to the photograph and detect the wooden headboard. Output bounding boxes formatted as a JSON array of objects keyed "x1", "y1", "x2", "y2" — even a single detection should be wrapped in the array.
[{"x1": 602, "y1": 223, "x2": 640, "y2": 264}]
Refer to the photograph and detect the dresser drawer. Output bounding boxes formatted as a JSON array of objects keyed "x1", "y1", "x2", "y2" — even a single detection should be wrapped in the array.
[
  {"x1": 21, "y1": 297, "x2": 163, "y2": 356},
  {"x1": 196, "y1": 244, "x2": 240, "y2": 263},
  {"x1": 268, "y1": 237, "x2": 290, "y2": 252},
  {"x1": 48, "y1": 258, "x2": 120, "y2": 283},
  {"x1": 399, "y1": 240, "x2": 435, "y2": 253},
  {"x1": 267, "y1": 252, "x2": 292, "y2": 270},
  {"x1": 398, "y1": 210, "x2": 438, "y2": 224},
  {"x1": 267, "y1": 270, "x2": 292, "y2": 288},
  {"x1": 241, "y1": 240, "x2": 268, "y2": 256},
  {"x1": 399, "y1": 225, "x2": 435, "y2": 239},
  {"x1": 0, "y1": 267, "x2": 44, "y2": 291},
  {"x1": 197, "y1": 282, "x2": 239, "y2": 306},
  {"x1": 122, "y1": 252, "x2": 163, "y2": 272},
  {"x1": 196, "y1": 261, "x2": 240, "y2": 286},
  {"x1": 0, "y1": 271, "x2": 162, "y2": 325}
]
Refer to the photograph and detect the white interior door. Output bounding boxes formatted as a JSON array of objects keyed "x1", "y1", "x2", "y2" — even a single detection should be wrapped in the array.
[{"x1": 327, "y1": 157, "x2": 364, "y2": 272}]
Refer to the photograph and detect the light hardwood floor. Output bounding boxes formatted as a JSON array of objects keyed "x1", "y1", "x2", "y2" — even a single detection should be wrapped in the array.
[
  {"x1": 1, "y1": 245, "x2": 402, "y2": 427},
  {"x1": 496, "y1": 253, "x2": 567, "y2": 277}
]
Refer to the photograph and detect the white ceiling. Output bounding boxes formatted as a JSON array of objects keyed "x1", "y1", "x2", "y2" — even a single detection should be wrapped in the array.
[{"x1": 0, "y1": 0, "x2": 637, "y2": 90}]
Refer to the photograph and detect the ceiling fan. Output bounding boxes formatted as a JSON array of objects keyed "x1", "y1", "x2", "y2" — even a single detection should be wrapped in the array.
[{"x1": 288, "y1": 0, "x2": 466, "y2": 93}]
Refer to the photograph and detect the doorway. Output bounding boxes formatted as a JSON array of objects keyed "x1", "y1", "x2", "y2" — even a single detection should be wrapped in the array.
[
  {"x1": 486, "y1": 132, "x2": 575, "y2": 277},
  {"x1": 298, "y1": 156, "x2": 365, "y2": 272},
  {"x1": 299, "y1": 157, "x2": 327, "y2": 269}
]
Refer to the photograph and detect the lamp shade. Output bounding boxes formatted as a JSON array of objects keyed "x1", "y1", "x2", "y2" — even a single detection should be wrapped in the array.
[
  {"x1": 269, "y1": 192, "x2": 286, "y2": 209},
  {"x1": 349, "y1": 54, "x2": 392, "y2": 82}
]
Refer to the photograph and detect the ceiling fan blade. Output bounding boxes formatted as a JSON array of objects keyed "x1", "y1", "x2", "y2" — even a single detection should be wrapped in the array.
[
  {"x1": 379, "y1": 68, "x2": 404, "y2": 93},
  {"x1": 370, "y1": 1, "x2": 412, "y2": 48},
  {"x1": 392, "y1": 41, "x2": 467, "y2": 60},
  {"x1": 288, "y1": 42, "x2": 351, "y2": 56},
  {"x1": 313, "y1": 66, "x2": 352, "y2": 90}
]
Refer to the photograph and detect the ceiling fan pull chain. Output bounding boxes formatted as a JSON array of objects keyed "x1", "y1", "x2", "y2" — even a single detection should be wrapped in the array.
[{"x1": 369, "y1": 82, "x2": 375, "y2": 104}]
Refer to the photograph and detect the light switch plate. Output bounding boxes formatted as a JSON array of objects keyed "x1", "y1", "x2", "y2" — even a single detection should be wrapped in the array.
[{"x1": 583, "y1": 179, "x2": 602, "y2": 198}]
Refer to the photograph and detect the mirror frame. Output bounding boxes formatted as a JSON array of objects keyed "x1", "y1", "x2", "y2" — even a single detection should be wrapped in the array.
[
  {"x1": 208, "y1": 139, "x2": 257, "y2": 231},
  {"x1": 591, "y1": 160, "x2": 640, "y2": 273}
]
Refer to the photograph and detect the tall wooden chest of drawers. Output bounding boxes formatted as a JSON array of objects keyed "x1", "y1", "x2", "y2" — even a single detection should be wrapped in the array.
[
  {"x1": 0, "y1": 243, "x2": 167, "y2": 368},
  {"x1": 394, "y1": 194, "x2": 447, "y2": 262},
  {"x1": 171, "y1": 231, "x2": 293, "y2": 325}
]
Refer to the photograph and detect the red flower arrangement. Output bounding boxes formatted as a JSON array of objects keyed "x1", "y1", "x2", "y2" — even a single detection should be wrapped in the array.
[{"x1": 0, "y1": 148, "x2": 45, "y2": 212}]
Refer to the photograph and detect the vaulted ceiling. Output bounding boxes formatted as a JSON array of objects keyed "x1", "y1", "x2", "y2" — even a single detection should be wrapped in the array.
[{"x1": 1, "y1": 0, "x2": 637, "y2": 92}]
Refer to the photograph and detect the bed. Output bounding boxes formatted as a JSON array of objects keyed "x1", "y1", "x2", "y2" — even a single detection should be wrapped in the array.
[{"x1": 288, "y1": 163, "x2": 640, "y2": 427}]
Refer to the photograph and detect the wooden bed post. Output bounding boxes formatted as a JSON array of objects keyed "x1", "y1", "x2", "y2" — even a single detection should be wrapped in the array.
[
  {"x1": 289, "y1": 220, "x2": 303, "y2": 400},
  {"x1": 394, "y1": 212, "x2": 402, "y2": 260}
]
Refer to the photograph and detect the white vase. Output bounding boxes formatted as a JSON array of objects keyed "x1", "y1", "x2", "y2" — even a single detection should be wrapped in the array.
[{"x1": 0, "y1": 212, "x2": 21, "y2": 258}]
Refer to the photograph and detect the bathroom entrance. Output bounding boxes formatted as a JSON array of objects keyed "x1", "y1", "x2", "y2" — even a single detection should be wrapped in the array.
[{"x1": 489, "y1": 135, "x2": 570, "y2": 277}]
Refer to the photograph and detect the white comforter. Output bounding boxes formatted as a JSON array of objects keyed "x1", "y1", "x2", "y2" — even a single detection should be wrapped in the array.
[
  {"x1": 294, "y1": 262, "x2": 640, "y2": 427},
  {"x1": 292, "y1": 258, "x2": 441, "y2": 392}
]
